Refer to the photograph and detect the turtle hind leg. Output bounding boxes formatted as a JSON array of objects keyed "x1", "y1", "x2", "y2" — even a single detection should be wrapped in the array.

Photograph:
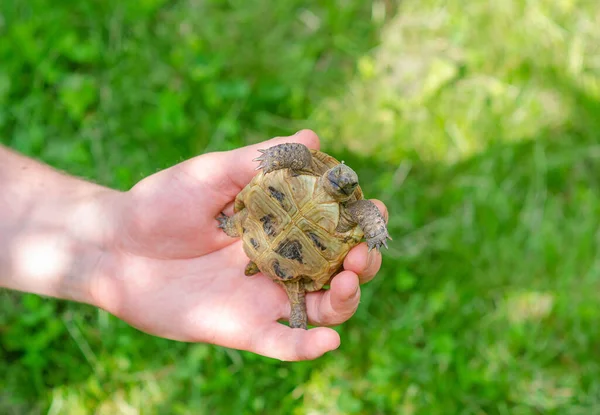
[
  {"x1": 253, "y1": 143, "x2": 313, "y2": 175},
  {"x1": 244, "y1": 261, "x2": 260, "y2": 276},
  {"x1": 216, "y1": 211, "x2": 246, "y2": 238},
  {"x1": 281, "y1": 279, "x2": 308, "y2": 329}
]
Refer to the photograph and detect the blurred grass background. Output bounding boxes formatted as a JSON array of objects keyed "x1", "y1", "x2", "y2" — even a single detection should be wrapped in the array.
[{"x1": 2, "y1": 0, "x2": 600, "y2": 413}]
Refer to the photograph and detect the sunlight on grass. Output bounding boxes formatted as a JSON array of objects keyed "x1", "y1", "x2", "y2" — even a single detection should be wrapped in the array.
[
  {"x1": 313, "y1": 0, "x2": 600, "y2": 164},
  {"x1": 502, "y1": 291, "x2": 554, "y2": 324},
  {"x1": 48, "y1": 368, "x2": 170, "y2": 415},
  {"x1": 510, "y1": 371, "x2": 577, "y2": 411},
  {"x1": 291, "y1": 358, "x2": 368, "y2": 415}
]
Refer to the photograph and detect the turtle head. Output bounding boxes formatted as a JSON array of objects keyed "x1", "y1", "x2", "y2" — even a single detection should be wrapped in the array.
[{"x1": 323, "y1": 163, "x2": 359, "y2": 201}]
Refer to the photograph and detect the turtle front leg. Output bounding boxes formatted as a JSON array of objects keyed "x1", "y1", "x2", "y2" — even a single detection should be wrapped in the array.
[
  {"x1": 342, "y1": 200, "x2": 391, "y2": 251},
  {"x1": 254, "y1": 143, "x2": 313, "y2": 175},
  {"x1": 281, "y1": 280, "x2": 308, "y2": 329},
  {"x1": 216, "y1": 210, "x2": 247, "y2": 238}
]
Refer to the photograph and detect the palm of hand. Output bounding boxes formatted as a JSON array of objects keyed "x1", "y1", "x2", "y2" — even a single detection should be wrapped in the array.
[{"x1": 95, "y1": 131, "x2": 386, "y2": 361}]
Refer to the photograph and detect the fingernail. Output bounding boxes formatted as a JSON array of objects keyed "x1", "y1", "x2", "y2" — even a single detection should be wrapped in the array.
[{"x1": 367, "y1": 249, "x2": 376, "y2": 268}]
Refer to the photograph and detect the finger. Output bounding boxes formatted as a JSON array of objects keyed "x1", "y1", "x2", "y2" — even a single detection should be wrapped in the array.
[
  {"x1": 197, "y1": 129, "x2": 321, "y2": 196},
  {"x1": 229, "y1": 129, "x2": 320, "y2": 186},
  {"x1": 343, "y1": 199, "x2": 389, "y2": 284},
  {"x1": 249, "y1": 323, "x2": 340, "y2": 361},
  {"x1": 344, "y1": 243, "x2": 382, "y2": 284},
  {"x1": 303, "y1": 271, "x2": 361, "y2": 327}
]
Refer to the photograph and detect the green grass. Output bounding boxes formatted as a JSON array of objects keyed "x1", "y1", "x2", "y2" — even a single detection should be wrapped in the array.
[{"x1": 2, "y1": 0, "x2": 600, "y2": 413}]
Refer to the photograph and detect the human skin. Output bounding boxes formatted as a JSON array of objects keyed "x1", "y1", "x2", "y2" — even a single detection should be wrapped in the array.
[{"x1": 0, "y1": 130, "x2": 388, "y2": 361}]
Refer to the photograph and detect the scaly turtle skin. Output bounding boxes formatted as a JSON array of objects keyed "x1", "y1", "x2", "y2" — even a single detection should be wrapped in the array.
[{"x1": 216, "y1": 143, "x2": 391, "y2": 329}]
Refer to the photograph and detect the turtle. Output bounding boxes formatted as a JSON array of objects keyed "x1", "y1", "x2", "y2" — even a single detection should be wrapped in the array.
[{"x1": 216, "y1": 142, "x2": 391, "y2": 329}]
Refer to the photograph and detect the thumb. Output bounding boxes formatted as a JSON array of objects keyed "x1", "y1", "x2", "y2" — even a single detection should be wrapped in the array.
[
  {"x1": 181, "y1": 129, "x2": 321, "y2": 199},
  {"x1": 248, "y1": 323, "x2": 340, "y2": 361}
]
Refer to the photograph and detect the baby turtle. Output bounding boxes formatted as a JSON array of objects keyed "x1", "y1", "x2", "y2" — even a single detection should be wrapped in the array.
[{"x1": 217, "y1": 142, "x2": 390, "y2": 329}]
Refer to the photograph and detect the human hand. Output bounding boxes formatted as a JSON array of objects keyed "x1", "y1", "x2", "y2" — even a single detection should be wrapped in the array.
[{"x1": 93, "y1": 130, "x2": 388, "y2": 361}]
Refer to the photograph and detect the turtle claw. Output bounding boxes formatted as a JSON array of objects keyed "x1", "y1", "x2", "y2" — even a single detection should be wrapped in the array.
[
  {"x1": 253, "y1": 151, "x2": 279, "y2": 174},
  {"x1": 217, "y1": 212, "x2": 242, "y2": 237},
  {"x1": 367, "y1": 231, "x2": 392, "y2": 252},
  {"x1": 216, "y1": 212, "x2": 229, "y2": 230},
  {"x1": 254, "y1": 159, "x2": 270, "y2": 172},
  {"x1": 253, "y1": 152, "x2": 266, "y2": 171},
  {"x1": 253, "y1": 151, "x2": 274, "y2": 173}
]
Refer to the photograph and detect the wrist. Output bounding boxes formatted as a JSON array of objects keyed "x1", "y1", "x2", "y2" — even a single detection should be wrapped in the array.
[
  {"x1": 2, "y1": 186, "x2": 124, "y2": 307},
  {"x1": 0, "y1": 145, "x2": 126, "y2": 307},
  {"x1": 57, "y1": 188, "x2": 124, "y2": 306}
]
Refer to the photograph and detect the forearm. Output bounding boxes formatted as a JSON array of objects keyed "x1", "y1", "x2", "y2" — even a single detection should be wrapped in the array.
[{"x1": 0, "y1": 145, "x2": 120, "y2": 304}]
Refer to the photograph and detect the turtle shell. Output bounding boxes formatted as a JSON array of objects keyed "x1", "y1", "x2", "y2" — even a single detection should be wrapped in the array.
[{"x1": 236, "y1": 149, "x2": 364, "y2": 291}]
